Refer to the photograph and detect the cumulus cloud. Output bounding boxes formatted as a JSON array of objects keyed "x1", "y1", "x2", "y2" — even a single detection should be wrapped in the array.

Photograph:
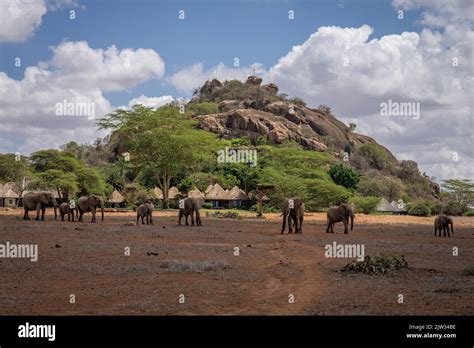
[
  {"x1": 121, "y1": 95, "x2": 175, "y2": 109},
  {"x1": 266, "y1": 4, "x2": 473, "y2": 180},
  {"x1": 169, "y1": 62, "x2": 266, "y2": 93},
  {"x1": 0, "y1": 0, "x2": 47, "y2": 42},
  {"x1": 0, "y1": 41, "x2": 166, "y2": 154}
]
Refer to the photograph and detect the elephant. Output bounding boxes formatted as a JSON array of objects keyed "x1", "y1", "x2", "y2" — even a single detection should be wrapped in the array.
[
  {"x1": 22, "y1": 192, "x2": 57, "y2": 221},
  {"x1": 281, "y1": 197, "x2": 304, "y2": 234},
  {"x1": 326, "y1": 203, "x2": 355, "y2": 234},
  {"x1": 178, "y1": 197, "x2": 202, "y2": 226},
  {"x1": 434, "y1": 215, "x2": 454, "y2": 237},
  {"x1": 77, "y1": 195, "x2": 104, "y2": 223},
  {"x1": 58, "y1": 202, "x2": 75, "y2": 222},
  {"x1": 136, "y1": 202, "x2": 154, "y2": 225}
]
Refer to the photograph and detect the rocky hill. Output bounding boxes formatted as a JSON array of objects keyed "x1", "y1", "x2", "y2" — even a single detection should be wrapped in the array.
[{"x1": 188, "y1": 76, "x2": 439, "y2": 199}]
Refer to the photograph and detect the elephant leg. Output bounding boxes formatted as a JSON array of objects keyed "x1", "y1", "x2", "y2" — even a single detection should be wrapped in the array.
[
  {"x1": 71, "y1": 210, "x2": 74, "y2": 222},
  {"x1": 185, "y1": 215, "x2": 189, "y2": 226},
  {"x1": 343, "y1": 218, "x2": 348, "y2": 234},
  {"x1": 178, "y1": 211, "x2": 183, "y2": 226},
  {"x1": 91, "y1": 207, "x2": 97, "y2": 223},
  {"x1": 281, "y1": 214, "x2": 287, "y2": 234},
  {"x1": 331, "y1": 222, "x2": 335, "y2": 233},
  {"x1": 61, "y1": 214, "x2": 65, "y2": 221},
  {"x1": 326, "y1": 220, "x2": 330, "y2": 233},
  {"x1": 149, "y1": 213, "x2": 153, "y2": 225},
  {"x1": 23, "y1": 209, "x2": 30, "y2": 221},
  {"x1": 288, "y1": 215, "x2": 293, "y2": 233},
  {"x1": 146, "y1": 215, "x2": 150, "y2": 225},
  {"x1": 191, "y1": 212, "x2": 195, "y2": 226},
  {"x1": 298, "y1": 215, "x2": 303, "y2": 234},
  {"x1": 34, "y1": 204, "x2": 41, "y2": 221},
  {"x1": 78, "y1": 209, "x2": 84, "y2": 222}
]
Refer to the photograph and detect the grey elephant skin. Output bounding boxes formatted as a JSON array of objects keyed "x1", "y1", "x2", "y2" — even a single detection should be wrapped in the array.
[
  {"x1": 136, "y1": 203, "x2": 154, "y2": 225},
  {"x1": 434, "y1": 215, "x2": 454, "y2": 237},
  {"x1": 281, "y1": 197, "x2": 304, "y2": 234},
  {"x1": 22, "y1": 192, "x2": 57, "y2": 221},
  {"x1": 77, "y1": 195, "x2": 104, "y2": 223},
  {"x1": 178, "y1": 197, "x2": 202, "y2": 226},
  {"x1": 326, "y1": 203, "x2": 355, "y2": 234},
  {"x1": 59, "y1": 202, "x2": 75, "y2": 222}
]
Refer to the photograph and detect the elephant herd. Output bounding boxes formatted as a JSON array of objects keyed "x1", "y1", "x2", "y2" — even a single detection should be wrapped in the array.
[
  {"x1": 280, "y1": 198, "x2": 355, "y2": 235},
  {"x1": 280, "y1": 197, "x2": 454, "y2": 238},
  {"x1": 22, "y1": 192, "x2": 455, "y2": 237}
]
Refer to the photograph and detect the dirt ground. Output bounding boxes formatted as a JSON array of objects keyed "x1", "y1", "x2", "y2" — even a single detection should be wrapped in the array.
[{"x1": 0, "y1": 209, "x2": 473, "y2": 315}]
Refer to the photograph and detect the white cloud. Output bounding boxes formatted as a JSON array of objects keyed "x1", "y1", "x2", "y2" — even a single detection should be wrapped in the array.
[
  {"x1": 121, "y1": 95, "x2": 175, "y2": 109},
  {"x1": 169, "y1": 62, "x2": 266, "y2": 94},
  {"x1": 0, "y1": 0, "x2": 47, "y2": 42},
  {"x1": 0, "y1": 41, "x2": 166, "y2": 154},
  {"x1": 266, "y1": 4, "x2": 473, "y2": 181}
]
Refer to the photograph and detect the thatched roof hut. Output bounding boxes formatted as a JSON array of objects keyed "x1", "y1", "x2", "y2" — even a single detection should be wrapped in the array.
[
  {"x1": 205, "y1": 183, "x2": 228, "y2": 200},
  {"x1": 153, "y1": 187, "x2": 164, "y2": 199},
  {"x1": 108, "y1": 190, "x2": 124, "y2": 204},
  {"x1": 376, "y1": 198, "x2": 406, "y2": 213},
  {"x1": 0, "y1": 183, "x2": 19, "y2": 198},
  {"x1": 168, "y1": 187, "x2": 180, "y2": 199},
  {"x1": 188, "y1": 188, "x2": 205, "y2": 199},
  {"x1": 227, "y1": 186, "x2": 250, "y2": 201}
]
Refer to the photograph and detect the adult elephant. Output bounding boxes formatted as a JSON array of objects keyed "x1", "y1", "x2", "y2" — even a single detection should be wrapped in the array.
[
  {"x1": 77, "y1": 195, "x2": 104, "y2": 223},
  {"x1": 281, "y1": 197, "x2": 304, "y2": 234},
  {"x1": 178, "y1": 197, "x2": 202, "y2": 226},
  {"x1": 22, "y1": 192, "x2": 57, "y2": 221},
  {"x1": 434, "y1": 215, "x2": 454, "y2": 237},
  {"x1": 326, "y1": 203, "x2": 355, "y2": 234}
]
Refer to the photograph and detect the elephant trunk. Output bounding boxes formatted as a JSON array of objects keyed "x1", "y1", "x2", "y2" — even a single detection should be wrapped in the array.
[
  {"x1": 350, "y1": 213, "x2": 354, "y2": 230},
  {"x1": 101, "y1": 200, "x2": 104, "y2": 221},
  {"x1": 54, "y1": 206, "x2": 57, "y2": 220},
  {"x1": 450, "y1": 222, "x2": 454, "y2": 233}
]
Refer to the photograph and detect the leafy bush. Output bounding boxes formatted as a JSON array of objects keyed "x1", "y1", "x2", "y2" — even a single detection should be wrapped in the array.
[
  {"x1": 351, "y1": 195, "x2": 380, "y2": 214},
  {"x1": 187, "y1": 102, "x2": 218, "y2": 115},
  {"x1": 202, "y1": 203, "x2": 212, "y2": 209},
  {"x1": 407, "y1": 202, "x2": 431, "y2": 216},
  {"x1": 463, "y1": 210, "x2": 474, "y2": 217},
  {"x1": 305, "y1": 179, "x2": 351, "y2": 210},
  {"x1": 357, "y1": 143, "x2": 389, "y2": 170},
  {"x1": 341, "y1": 255, "x2": 408, "y2": 275},
  {"x1": 328, "y1": 164, "x2": 360, "y2": 189}
]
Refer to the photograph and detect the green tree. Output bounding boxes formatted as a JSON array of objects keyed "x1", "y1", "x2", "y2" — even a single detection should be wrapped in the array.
[
  {"x1": 351, "y1": 195, "x2": 380, "y2": 214},
  {"x1": 97, "y1": 105, "x2": 221, "y2": 208},
  {"x1": 328, "y1": 164, "x2": 360, "y2": 189},
  {"x1": 33, "y1": 169, "x2": 78, "y2": 202}
]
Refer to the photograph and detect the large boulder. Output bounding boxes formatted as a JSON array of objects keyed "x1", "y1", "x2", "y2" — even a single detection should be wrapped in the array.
[{"x1": 245, "y1": 76, "x2": 263, "y2": 86}]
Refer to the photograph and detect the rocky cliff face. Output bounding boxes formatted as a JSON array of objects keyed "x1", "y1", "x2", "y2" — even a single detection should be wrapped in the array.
[
  {"x1": 190, "y1": 76, "x2": 439, "y2": 199},
  {"x1": 193, "y1": 76, "x2": 396, "y2": 162}
]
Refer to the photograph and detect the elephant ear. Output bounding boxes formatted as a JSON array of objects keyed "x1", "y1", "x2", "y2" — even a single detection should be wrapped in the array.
[
  {"x1": 339, "y1": 203, "x2": 348, "y2": 214},
  {"x1": 39, "y1": 193, "x2": 49, "y2": 204},
  {"x1": 88, "y1": 196, "x2": 97, "y2": 206}
]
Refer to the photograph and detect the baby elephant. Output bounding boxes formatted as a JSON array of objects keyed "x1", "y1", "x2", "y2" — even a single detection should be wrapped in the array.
[
  {"x1": 178, "y1": 197, "x2": 202, "y2": 226},
  {"x1": 136, "y1": 202, "x2": 154, "y2": 225},
  {"x1": 59, "y1": 202, "x2": 75, "y2": 222},
  {"x1": 281, "y1": 197, "x2": 304, "y2": 234},
  {"x1": 434, "y1": 215, "x2": 454, "y2": 237}
]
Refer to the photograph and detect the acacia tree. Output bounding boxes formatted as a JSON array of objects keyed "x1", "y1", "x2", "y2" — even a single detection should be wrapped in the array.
[{"x1": 98, "y1": 105, "x2": 221, "y2": 208}]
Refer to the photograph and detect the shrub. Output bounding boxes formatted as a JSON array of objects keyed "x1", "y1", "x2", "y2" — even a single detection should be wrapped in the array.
[
  {"x1": 341, "y1": 255, "x2": 408, "y2": 275},
  {"x1": 351, "y1": 196, "x2": 380, "y2": 214},
  {"x1": 357, "y1": 143, "x2": 389, "y2": 170},
  {"x1": 202, "y1": 203, "x2": 212, "y2": 209},
  {"x1": 463, "y1": 267, "x2": 474, "y2": 276},
  {"x1": 463, "y1": 210, "x2": 474, "y2": 217},
  {"x1": 407, "y1": 202, "x2": 431, "y2": 216},
  {"x1": 187, "y1": 102, "x2": 218, "y2": 115},
  {"x1": 328, "y1": 164, "x2": 360, "y2": 189}
]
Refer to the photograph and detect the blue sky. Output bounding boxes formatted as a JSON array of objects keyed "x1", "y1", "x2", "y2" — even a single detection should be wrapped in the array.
[
  {"x1": 0, "y1": 0, "x2": 472, "y2": 180},
  {"x1": 1, "y1": 0, "x2": 421, "y2": 105}
]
